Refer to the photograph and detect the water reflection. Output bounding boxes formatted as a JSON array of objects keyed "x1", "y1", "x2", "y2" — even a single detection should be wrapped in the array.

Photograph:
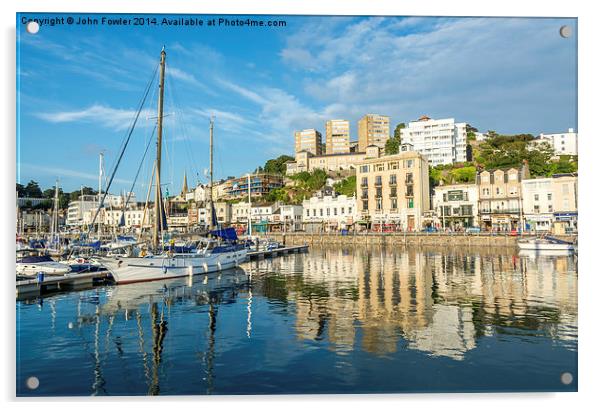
[{"x1": 16, "y1": 247, "x2": 577, "y2": 395}]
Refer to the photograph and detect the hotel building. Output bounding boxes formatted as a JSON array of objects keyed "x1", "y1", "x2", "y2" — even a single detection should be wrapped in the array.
[
  {"x1": 399, "y1": 116, "x2": 468, "y2": 165},
  {"x1": 358, "y1": 114, "x2": 390, "y2": 152},
  {"x1": 355, "y1": 149, "x2": 430, "y2": 231},
  {"x1": 295, "y1": 129, "x2": 323, "y2": 156},
  {"x1": 325, "y1": 119, "x2": 350, "y2": 154},
  {"x1": 224, "y1": 173, "x2": 284, "y2": 200},
  {"x1": 302, "y1": 194, "x2": 357, "y2": 232}
]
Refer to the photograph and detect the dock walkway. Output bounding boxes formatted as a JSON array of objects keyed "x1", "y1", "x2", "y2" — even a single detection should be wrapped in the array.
[{"x1": 16, "y1": 271, "x2": 111, "y2": 299}]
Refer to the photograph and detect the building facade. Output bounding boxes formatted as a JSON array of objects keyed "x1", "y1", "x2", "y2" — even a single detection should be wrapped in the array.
[
  {"x1": 551, "y1": 174, "x2": 578, "y2": 233},
  {"x1": 355, "y1": 150, "x2": 430, "y2": 231},
  {"x1": 476, "y1": 164, "x2": 529, "y2": 231},
  {"x1": 399, "y1": 116, "x2": 468, "y2": 165},
  {"x1": 358, "y1": 114, "x2": 390, "y2": 152},
  {"x1": 433, "y1": 184, "x2": 479, "y2": 229},
  {"x1": 302, "y1": 194, "x2": 357, "y2": 232},
  {"x1": 533, "y1": 128, "x2": 578, "y2": 156},
  {"x1": 521, "y1": 178, "x2": 555, "y2": 232},
  {"x1": 295, "y1": 129, "x2": 323, "y2": 156},
  {"x1": 224, "y1": 173, "x2": 284, "y2": 200},
  {"x1": 325, "y1": 119, "x2": 350, "y2": 154}
]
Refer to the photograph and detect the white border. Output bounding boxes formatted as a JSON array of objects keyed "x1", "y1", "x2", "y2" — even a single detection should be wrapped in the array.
[{"x1": 3, "y1": 1, "x2": 600, "y2": 409}]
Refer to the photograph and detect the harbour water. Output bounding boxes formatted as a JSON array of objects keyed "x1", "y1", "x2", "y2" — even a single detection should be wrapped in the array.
[{"x1": 16, "y1": 245, "x2": 578, "y2": 396}]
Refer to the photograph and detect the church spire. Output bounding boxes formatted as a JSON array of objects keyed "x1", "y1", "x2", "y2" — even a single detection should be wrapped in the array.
[{"x1": 181, "y1": 171, "x2": 188, "y2": 195}]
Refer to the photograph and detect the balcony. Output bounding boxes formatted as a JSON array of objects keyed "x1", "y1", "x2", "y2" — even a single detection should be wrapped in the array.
[
  {"x1": 360, "y1": 182, "x2": 368, "y2": 188},
  {"x1": 374, "y1": 180, "x2": 382, "y2": 187},
  {"x1": 480, "y1": 208, "x2": 520, "y2": 215}
]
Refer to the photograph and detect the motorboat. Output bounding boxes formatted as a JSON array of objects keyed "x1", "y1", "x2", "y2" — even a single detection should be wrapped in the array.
[
  {"x1": 16, "y1": 250, "x2": 71, "y2": 277},
  {"x1": 517, "y1": 236, "x2": 575, "y2": 252}
]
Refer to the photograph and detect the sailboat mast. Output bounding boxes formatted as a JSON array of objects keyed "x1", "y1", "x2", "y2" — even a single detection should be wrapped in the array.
[
  {"x1": 153, "y1": 47, "x2": 167, "y2": 249},
  {"x1": 53, "y1": 179, "x2": 59, "y2": 241},
  {"x1": 209, "y1": 116, "x2": 214, "y2": 231}
]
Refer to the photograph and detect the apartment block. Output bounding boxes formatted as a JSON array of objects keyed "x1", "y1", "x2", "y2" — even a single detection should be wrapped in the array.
[
  {"x1": 532, "y1": 128, "x2": 578, "y2": 156},
  {"x1": 358, "y1": 114, "x2": 390, "y2": 152},
  {"x1": 302, "y1": 194, "x2": 357, "y2": 232},
  {"x1": 325, "y1": 119, "x2": 350, "y2": 154},
  {"x1": 355, "y1": 150, "x2": 430, "y2": 231},
  {"x1": 295, "y1": 129, "x2": 323, "y2": 156},
  {"x1": 399, "y1": 116, "x2": 468, "y2": 165}
]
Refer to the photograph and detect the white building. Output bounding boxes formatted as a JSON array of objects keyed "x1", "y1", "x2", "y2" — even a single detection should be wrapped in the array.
[
  {"x1": 231, "y1": 202, "x2": 251, "y2": 224},
  {"x1": 399, "y1": 116, "x2": 468, "y2": 165},
  {"x1": 277, "y1": 204, "x2": 303, "y2": 231},
  {"x1": 433, "y1": 184, "x2": 479, "y2": 229},
  {"x1": 302, "y1": 194, "x2": 356, "y2": 232},
  {"x1": 533, "y1": 128, "x2": 578, "y2": 156},
  {"x1": 67, "y1": 195, "x2": 99, "y2": 226},
  {"x1": 521, "y1": 178, "x2": 554, "y2": 232}
]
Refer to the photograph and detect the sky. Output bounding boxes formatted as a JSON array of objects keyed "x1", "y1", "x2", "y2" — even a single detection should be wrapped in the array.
[{"x1": 16, "y1": 14, "x2": 577, "y2": 197}]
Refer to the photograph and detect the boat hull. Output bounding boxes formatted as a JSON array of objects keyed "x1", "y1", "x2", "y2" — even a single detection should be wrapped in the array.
[
  {"x1": 97, "y1": 249, "x2": 248, "y2": 284},
  {"x1": 517, "y1": 241, "x2": 574, "y2": 252}
]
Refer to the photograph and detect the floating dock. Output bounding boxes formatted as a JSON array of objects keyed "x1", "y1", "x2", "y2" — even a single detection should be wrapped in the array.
[
  {"x1": 16, "y1": 271, "x2": 111, "y2": 299},
  {"x1": 247, "y1": 244, "x2": 308, "y2": 261}
]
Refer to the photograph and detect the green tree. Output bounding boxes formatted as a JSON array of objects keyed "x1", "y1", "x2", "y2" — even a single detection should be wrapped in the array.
[
  {"x1": 16, "y1": 183, "x2": 25, "y2": 197},
  {"x1": 23, "y1": 180, "x2": 42, "y2": 197},
  {"x1": 333, "y1": 175, "x2": 356, "y2": 197},
  {"x1": 450, "y1": 166, "x2": 477, "y2": 183},
  {"x1": 263, "y1": 155, "x2": 294, "y2": 175},
  {"x1": 384, "y1": 137, "x2": 400, "y2": 155},
  {"x1": 393, "y1": 122, "x2": 406, "y2": 139}
]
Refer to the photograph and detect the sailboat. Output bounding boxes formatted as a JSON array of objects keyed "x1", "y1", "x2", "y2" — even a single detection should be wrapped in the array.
[{"x1": 95, "y1": 47, "x2": 247, "y2": 284}]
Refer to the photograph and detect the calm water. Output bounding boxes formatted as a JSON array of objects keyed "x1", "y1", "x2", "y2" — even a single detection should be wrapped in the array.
[{"x1": 16, "y1": 246, "x2": 578, "y2": 396}]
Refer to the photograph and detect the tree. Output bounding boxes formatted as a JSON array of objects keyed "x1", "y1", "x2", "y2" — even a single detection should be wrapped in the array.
[
  {"x1": 23, "y1": 180, "x2": 42, "y2": 197},
  {"x1": 263, "y1": 155, "x2": 294, "y2": 175},
  {"x1": 384, "y1": 137, "x2": 400, "y2": 155},
  {"x1": 450, "y1": 166, "x2": 477, "y2": 183},
  {"x1": 16, "y1": 183, "x2": 25, "y2": 197},
  {"x1": 393, "y1": 123, "x2": 406, "y2": 139},
  {"x1": 333, "y1": 175, "x2": 356, "y2": 197}
]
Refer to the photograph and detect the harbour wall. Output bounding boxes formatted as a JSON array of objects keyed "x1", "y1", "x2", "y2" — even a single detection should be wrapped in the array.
[{"x1": 267, "y1": 232, "x2": 577, "y2": 248}]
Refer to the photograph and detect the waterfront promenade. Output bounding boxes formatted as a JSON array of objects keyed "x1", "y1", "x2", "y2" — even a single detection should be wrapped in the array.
[{"x1": 268, "y1": 231, "x2": 577, "y2": 248}]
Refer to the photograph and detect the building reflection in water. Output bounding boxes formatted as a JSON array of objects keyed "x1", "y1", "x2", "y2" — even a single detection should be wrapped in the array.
[{"x1": 265, "y1": 246, "x2": 577, "y2": 360}]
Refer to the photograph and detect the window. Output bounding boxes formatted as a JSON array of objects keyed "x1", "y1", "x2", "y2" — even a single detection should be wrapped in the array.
[
  {"x1": 361, "y1": 189, "x2": 368, "y2": 199},
  {"x1": 443, "y1": 194, "x2": 447, "y2": 202},
  {"x1": 375, "y1": 163, "x2": 385, "y2": 172},
  {"x1": 534, "y1": 205, "x2": 540, "y2": 214},
  {"x1": 326, "y1": 208, "x2": 330, "y2": 216},
  {"x1": 376, "y1": 199, "x2": 382, "y2": 211},
  {"x1": 349, "y1": 207, "x2": 353, "y2": 214},
  {"x1": 534, "y1": 194, "x2": 539, "y2": 201},
  {"x1": 548, "y1": 193, "x2": 552, "y2": 201},
  {"x1": 496, "y1": 187, "x2": 500, "y2": 195},
  {"x1": 362, "y1": 200, "x2": 368, "y2": 211},
  {"x1": 376, "y1": 187, "x2": 382, "y2": 198},
  {"x1": 389, "y1": 175, "x2": 397, "y2": 185},
  {"x1": 407, "y1": 198, "x2": 414, "y2": 208},
  {"x1": 375, "y1": 176, "x2": 382, "y2": 186},
  {"x1": 388, "y1": 161, "x2": 399, "y2": 170},
  {"x1": 341, "y1": 207, "x2": 345, "y2": 214},
  {"x1": 391, "y1": 198, "x2": 398, "y2": 210},
  {"x1": 360, "y1": 165, "x2": 369, "y2": 173},
  {"x1": 320, "y1": 209, "x2": 323, "y2": 217},
  {"x1": 306, "y1": 209, "x2": 310, "y2": 217},
  {"x1": 361, "y1": 177, "x2": 368, "y2": 187},
  {"x1": 548, "y1": 204, "x2": 553, "y2": 212},
  {"x1": 390, "y1": 187, "x2": 397, "y2": 197}
]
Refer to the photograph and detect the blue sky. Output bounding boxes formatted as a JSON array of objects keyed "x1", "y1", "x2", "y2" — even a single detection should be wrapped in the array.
[{"x1": 16, "y1": 14, "x2": 577, "y2": 196}]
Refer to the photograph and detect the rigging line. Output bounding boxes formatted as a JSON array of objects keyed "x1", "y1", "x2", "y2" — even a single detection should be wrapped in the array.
[
  {"x1": 165, "y1": 66, "x2": 200, "y2": 184},
  {"x1": 119, "y1": 124, "x2": 157, "y2": 223},
  {"x1": 87, "y1": 62, "x2": 159, "y2": 232}
]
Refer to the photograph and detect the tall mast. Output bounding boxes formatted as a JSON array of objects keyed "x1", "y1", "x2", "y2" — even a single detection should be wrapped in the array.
[
  {"x1": 209, "y1": 116, "x2": 215, "y2": 231},
  {"x1": 153, "y1": 47, "x2": 166, "y2": 249},
  {"x1": 98, "y1": 152, "x2": 104, "y2": 235}
]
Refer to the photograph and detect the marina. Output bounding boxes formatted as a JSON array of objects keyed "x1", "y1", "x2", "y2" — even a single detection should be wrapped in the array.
[{"x1": 16, "y1": 245, "x2": 578, "y2": 395}]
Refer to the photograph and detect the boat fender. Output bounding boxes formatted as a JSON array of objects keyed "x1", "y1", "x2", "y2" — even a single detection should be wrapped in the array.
[
  {"x1": 163, "y1": 265, "x2": 168, "y2": 274},
  {"x1": 36, "y1": 271, "x2": 44, "y2": 283}
]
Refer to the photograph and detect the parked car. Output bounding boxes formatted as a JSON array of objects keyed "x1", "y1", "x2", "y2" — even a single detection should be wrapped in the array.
[
  {"x1": 466, "y1": 227, "x2": 481, "y2": 233},
  {"x1": 421, "y1": 226, "x2": 437, "y2": 233}
]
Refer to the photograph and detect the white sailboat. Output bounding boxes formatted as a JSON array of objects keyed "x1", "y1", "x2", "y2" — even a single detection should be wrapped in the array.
[
  {"x1": 517, "y1": 236, "x2": 575, "y2": 253},
  {"x1": 96, "y1": 47, "x2": 247, "y2": 284}
]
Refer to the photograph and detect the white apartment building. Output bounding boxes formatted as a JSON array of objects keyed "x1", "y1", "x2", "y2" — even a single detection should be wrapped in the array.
[
  {"x1": 66, "y1": 193, "x2": 137, "y2": 227},
  {"x1": 533, "y1": 128, "x2": 578, "y2": 156},
  {"x1": 302, "y1": 194, "x2": 356, "y2": 232},
  {"x1": 521, "y1": 178, "x2": 554, "y2": 232},
  {"x1": 433, "y1": 184, "x2": 479, "y2": 229},
  {"x1": 399, "y1": 116, "x2": 468, "y2": 165}
]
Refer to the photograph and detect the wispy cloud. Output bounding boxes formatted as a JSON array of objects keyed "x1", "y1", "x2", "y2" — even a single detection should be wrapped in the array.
[
  {"x1": 20, "y1": 163, "x2": 131, "y2": 185},
  {"x1": 35, "y1": 104, "x2": 154, "y2": 131}
]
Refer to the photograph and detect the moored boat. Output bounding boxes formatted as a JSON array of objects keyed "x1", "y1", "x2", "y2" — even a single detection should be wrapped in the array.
[{"x1": 517, "y1": 236, "x2": 575, "y2": 252}]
